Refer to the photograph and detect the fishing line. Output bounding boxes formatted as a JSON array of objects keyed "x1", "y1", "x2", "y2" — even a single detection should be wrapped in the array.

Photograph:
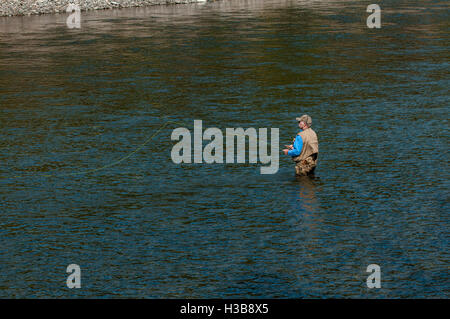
[{"x1": 0, "y1": 120, "x2": 186, "y2": 179}]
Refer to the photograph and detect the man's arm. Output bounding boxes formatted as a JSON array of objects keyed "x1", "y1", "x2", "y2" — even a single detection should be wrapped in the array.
[{"x1": 287, "y1": 135, "x2": 303, "y2": 157}]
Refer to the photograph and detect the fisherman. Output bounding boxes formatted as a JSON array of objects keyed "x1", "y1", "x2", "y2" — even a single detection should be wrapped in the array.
[{"x1": 283, "y1": 114, "x2": 319, "y2": 176}]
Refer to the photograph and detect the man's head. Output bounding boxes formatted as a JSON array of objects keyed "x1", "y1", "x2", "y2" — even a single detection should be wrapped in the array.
[{"x1": 296, "y1": 114, "x2": 312, "y2": 130}]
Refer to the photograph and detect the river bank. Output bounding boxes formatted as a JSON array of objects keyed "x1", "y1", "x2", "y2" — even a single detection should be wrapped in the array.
[{"x1": 0, "y1": 0, "x2": 205, "y2": 17}]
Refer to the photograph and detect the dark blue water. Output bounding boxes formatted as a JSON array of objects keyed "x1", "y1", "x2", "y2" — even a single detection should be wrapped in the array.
[{"x1": 0, "y1": 0, "x2": 448, "y2": 298}]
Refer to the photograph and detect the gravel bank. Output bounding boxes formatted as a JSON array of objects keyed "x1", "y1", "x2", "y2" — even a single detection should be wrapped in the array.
[{"x1": 0, "y1": 0, "x2": 206, "y2": 17}]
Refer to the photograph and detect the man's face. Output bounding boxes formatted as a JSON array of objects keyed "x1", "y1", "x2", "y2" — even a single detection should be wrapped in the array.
[{"x1": 298, "y1": 121, "x2": 306, "y2": 130}]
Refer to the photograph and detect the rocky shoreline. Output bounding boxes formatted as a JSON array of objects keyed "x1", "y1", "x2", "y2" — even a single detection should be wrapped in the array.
[{"x1": 0, "y1": 0, "x2": 206, "y2": 17}]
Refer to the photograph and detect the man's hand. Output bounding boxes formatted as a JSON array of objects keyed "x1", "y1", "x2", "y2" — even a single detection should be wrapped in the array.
[
  {"x1": 283, "y1": 149, "x2": 290, "y2": 155},
  {"x1": 285, "y1": 144, "x2": 293, "y2": 150}
]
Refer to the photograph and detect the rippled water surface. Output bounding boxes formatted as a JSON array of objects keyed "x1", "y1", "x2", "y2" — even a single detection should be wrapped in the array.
[{"x1": 0, "y1": 0, "x2": 448, "y2": 298}]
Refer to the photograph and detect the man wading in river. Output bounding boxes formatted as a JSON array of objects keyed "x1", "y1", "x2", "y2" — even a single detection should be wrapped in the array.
[{"x1": 283, "y1": 114, "x2": 319, "y2": 176}]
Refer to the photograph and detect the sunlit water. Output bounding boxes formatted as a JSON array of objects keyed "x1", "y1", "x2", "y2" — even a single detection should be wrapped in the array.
[{"x1": 0, "y1": 0, "x2": 448, "y2": 298}]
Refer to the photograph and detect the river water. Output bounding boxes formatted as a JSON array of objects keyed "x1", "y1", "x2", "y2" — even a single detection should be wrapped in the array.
[{"x1": 0, "y1": 0, "x2": 448, "y2": 298}]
